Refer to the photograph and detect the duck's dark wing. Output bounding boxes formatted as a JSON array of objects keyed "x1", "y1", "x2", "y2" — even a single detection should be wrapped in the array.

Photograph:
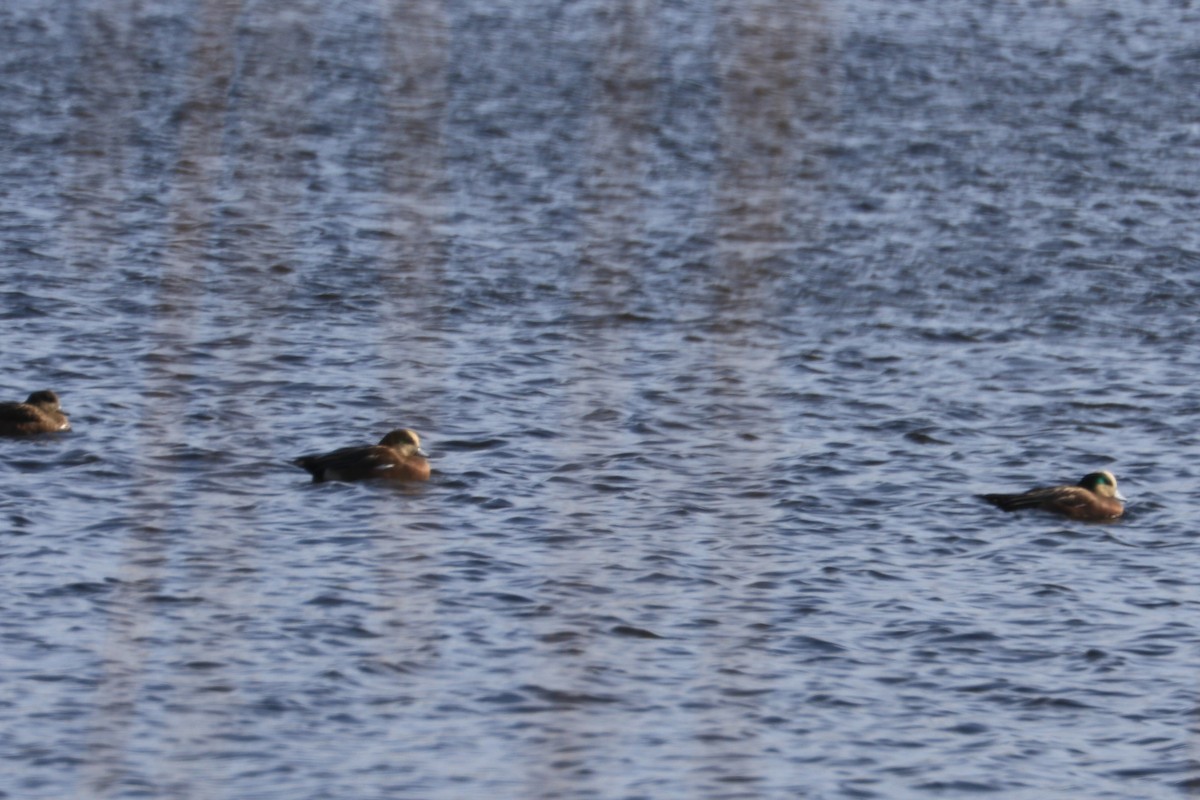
[
  {"x1": 0, "y1": 402, "x2": 43, "y2": 425},
  {"x1": 981, "y1": 485, "x2": 1089, "y2": 513},
  {"x1": 294, "y1": 444, "x2": 398, "y2": 481}
]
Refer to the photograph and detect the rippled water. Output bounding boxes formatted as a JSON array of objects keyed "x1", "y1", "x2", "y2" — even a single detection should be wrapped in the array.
[{"x1": 3, "y1": 1, "x2": 1200, "y2": 798}]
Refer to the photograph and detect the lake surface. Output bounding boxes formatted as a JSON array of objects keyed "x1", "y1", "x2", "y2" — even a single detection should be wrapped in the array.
[{"x1": 2, "y1": 1, "x2": 1200, "y2": 798}]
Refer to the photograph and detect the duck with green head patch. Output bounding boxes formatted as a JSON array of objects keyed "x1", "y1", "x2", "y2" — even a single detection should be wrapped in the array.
[
  {"x1": 294, "y1": 428, "x2": 431, "y2": 483},
  {"x1": 980, "y1": 470, "x2": 1125, "y2": 522}
]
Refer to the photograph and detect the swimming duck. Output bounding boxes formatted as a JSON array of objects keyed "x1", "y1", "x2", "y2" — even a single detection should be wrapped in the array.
[
  {"x1": 980, "y1": 470, "x2": 1125, "y2": 521},
  {"x1": 294, "y1": 428, "x2": 431, "y2": 483},
  {"x1": 0, "y1": 390, "x2": 71, "y2": 435}
]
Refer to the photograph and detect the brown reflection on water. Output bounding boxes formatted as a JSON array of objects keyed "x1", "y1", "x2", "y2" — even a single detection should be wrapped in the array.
[
  {"x1": 72, "y1": 1, "x2": 250, "y2": 793},
  {"x1": 713, "y1": 0, "x2": 833, "y2": 267},
  {"x1": 162, "y1": 0, "x2": 238, "y2": 299},
  {"x1": 58, "y1": 0, "x2": 141, "y2": 269},
  {"x1": 379, "y1": 0, "x2": 450, "y2": 264},
  {"x1": 374, "y1": 0, "x2": 451, "y2": 409},
  {"x1": 214, "y1": 0, "x2": 321, "y2": 288},
  {"x1": 575, "y1": 0, "x2": 833, "y2": 288},
  {"x1": 350, "y1": 0, "x2": 454, "y2": 716},
  {"x1": 567, "y1": 3, "x2": 833, "y2": 785},
  {"x1": 576, "y1": 0, "x2": 661, "y2": 282}
]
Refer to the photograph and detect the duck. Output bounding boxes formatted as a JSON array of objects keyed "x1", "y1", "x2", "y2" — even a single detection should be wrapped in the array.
[
  {"x1": 980, "y1": 470, "x2": 1125, "y2": 522},
  {"x1": 294, "y1": 428, "x2": 431, "y2": 483},
  {"x1": 0, "y1": 390, "x2": 71, "y2": 435}
]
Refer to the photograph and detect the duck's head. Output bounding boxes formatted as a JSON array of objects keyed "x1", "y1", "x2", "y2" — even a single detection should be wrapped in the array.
[
  {"x1": 25, "y1": 390, "x2": 61, "y2": 410},
  {"x1": 1080, "y1": 470, "x2": 1125, "y2": 502},
  {"x1": 379, "y1": 428, "x2": 428, "y2": 457}
]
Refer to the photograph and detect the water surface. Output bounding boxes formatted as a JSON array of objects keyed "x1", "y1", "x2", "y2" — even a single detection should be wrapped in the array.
[{"x1": 2, "y1": 1, "x2": 1200, "y2": 798}]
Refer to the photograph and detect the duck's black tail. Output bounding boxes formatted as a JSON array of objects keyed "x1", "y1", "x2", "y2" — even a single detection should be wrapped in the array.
[
  {"x1": 293, "y1": 456, "x2": 325, "y2": 482},
  {"x1": 978, "y1": 493, "x2": 1034, "y2": 512}
]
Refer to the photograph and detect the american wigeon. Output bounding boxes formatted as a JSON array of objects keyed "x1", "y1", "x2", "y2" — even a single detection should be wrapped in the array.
[
  {"x1": 0, "y1": 390, "x2": 71, "y2": 435},
  {"x1": 294, "y1": 428, "x2": 431, "y2": 483},
  {"x1": 980, "y1": 470, "x2": 1125, "y2": 522}
]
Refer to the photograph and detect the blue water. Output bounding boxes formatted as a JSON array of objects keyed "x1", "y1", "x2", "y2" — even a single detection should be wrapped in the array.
[{"x1": 2, "y1": 1, "x2": 1200, "y2": 798}]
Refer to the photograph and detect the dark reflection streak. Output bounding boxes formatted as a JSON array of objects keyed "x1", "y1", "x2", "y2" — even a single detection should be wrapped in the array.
[
  {"x1": 714, "y1": 0, "x2": 832, "y2": 262},
  {"x1": 84, "y1": 0, "x2": 244, "y2": 795},
  {"x1": 59, "y1": 0, "x2": 138, "y2": 269},
  {"x1": 225, "y1": 0, "x2": 320, "y2": 292},
  {"x1": 369, "y1": 0, "x2": 451, "y2": 707},
  {"x1": 379, "y1": 0, "x2": 450, "y2": 261},
  {"x1": 373, "y1": 2, "x2": 450, "y2": 427},
  {"x1": 376, "y1": 0, "x2": 450, "y2": 360},
  {"x1": 706, "y1": 2, "x2": 833, "y2": 782},
  {"x1": 554, "y1": 6, "x2": 665, "y2": 794},
  {"x1": 54, "y1": 4, "x2": 162, "y2": 792},
  {"x1": 571, "y1": 0, "x2": 662, "y2": 428},
  {"x1": 576, "y1": 0, "x2": 660, "y2": 288}
]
